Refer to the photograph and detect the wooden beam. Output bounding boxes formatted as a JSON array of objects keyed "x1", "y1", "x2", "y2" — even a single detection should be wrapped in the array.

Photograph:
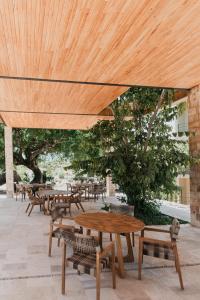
[{"x1": 0, "y1": 75, "x2": 188, "y2": 90}]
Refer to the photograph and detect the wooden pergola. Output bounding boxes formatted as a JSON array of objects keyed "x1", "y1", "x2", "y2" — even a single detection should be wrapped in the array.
[
  {"x1": 1, "y1": 0, "x2": 200, "y2": 225},
  {"x1": 0, "y1": 0, "x2": 200, "y2": 129}
]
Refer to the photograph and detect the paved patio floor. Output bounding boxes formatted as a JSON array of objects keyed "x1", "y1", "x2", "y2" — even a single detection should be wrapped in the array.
[{"x1": 0, "y1": 195, "x2": 200, "y2": 300}]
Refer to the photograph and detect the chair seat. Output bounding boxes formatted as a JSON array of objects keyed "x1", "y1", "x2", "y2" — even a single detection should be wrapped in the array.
[
  {"x1": 54, "y1": 203, "x2": 70, "y2": 209},
  {"x1": 67, "y1": 252, "x2": 110, "y2": 276},
  {"x1": 31, "y1": 200, "x2": 43, "y2": 205},
  {"x1": 52, "y1": 228, "x2": 64, "y2": 238},
  {"x1": 143, "y1": 241, "x2": 175, "y2": 261},
  {"x1": 52, "y1": 227, "x2": 82, "y2": 238}
]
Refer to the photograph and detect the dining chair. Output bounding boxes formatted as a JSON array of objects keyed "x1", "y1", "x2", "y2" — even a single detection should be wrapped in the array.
[
  {"x1": 25, "y1": 192, "x2": 45, "y2": 216},
  {"x1": 15, "y1": 184, "x2": 26, "y2": 201},
  {"x1": 70, "y1": 192, "x2": 85, "y2": 212},
  {"x1": 52, "y1": 196, "x2": 72, "y2": 216},
  {"x1": 138, "y1": 218, "x2": 184, "y2": 290},
  {"x1": 48, "y1": 206, "x2": 83, "y2": 257},
  {"x1": 61, "y1": 231, "x2": 116, "y2": 300},
  {"x1": 93, "y1": 184, "x2": 103, "y2": 201}
]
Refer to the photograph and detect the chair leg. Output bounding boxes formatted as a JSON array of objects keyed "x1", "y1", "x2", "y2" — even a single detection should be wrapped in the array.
[
  {"x1": 175, "y1": 256, "x2": 178, "y2": 272},
  {"x1": 69, "y1": 204, "x2": 72, "y2": 217},
  {"x1": 22, "y1": 192, "x2": 26, "y2": 201},
  {"x1": 62, "y1": 242, "x2": 66, "y2": 295},
  {"x1": 43, "y1": 204, "x2": 46, "y2": 214},
  {"x1": 132, "y1": 232, "x2": 135, "y2": 247},
  {"x1": 111, "y1": 243, "x2": 116, "y2": 289},
  {"x1": 28, "y1": 204, "x2": 34, "y2": 216},
  {"x1": 79, "y1": 202, "x2": 85, "y2": 212},
  {"x1": 25, "y1": 203, "x2": 30, "y2": 213},
  {"x1": 110, "y1": 233, "x2": 112, "y2": 241},
  {"x1": 96, "y1": 254, "x2": 100, "y2": 300},
  {"x1": 75, "y1": 203, "x2": 80, "y2": 210},
  {"x1": 48, "y1": 233, "x2": 53, "y2": 257},
  {"x1": 138, "y1": 238, "x2": 143, "y2": 280},
  {"x1": 173, "y1": 245, "x2": 184, "y2": 290}
]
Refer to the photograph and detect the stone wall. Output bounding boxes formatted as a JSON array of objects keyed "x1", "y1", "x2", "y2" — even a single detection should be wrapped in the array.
[{"x1": 188, "y1": 86, "x2": 200, "y2": 226}]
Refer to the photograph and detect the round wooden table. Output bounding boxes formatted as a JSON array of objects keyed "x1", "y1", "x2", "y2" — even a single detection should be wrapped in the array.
[
  {"x1": 37, "y1": 189, "x2": 71, "y2": 197},
  {"x1": 74, "y1": 212, "x2": 144, "y2": 278}
]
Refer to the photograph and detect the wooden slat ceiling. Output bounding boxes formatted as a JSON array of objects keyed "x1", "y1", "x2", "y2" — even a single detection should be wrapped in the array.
[
  {"x1": 0, "y1": 79, "x2": 125, "y2": 114},
  {"x1": 0, "y1": 0, "x2": 199, "y2": 129},
  {"x1": 1, "y1": 112, "x2": 114, "y2": 130}
]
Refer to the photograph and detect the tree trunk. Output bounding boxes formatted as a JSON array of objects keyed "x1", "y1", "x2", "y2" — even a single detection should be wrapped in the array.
[{"x1": 29, "y1": 166, "x2": 43, "y2": 183}]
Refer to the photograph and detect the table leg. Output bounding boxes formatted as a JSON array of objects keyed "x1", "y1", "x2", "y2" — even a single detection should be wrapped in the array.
[
  {"x1": 115, "y1": 233, "x2": 125, "y2": 278},
  {"x1": 125, "y1": 233, "x2": 134, "y2": 262},
  {"x1": 98, "y1": 231, "x2": 103, "y2": 250}
]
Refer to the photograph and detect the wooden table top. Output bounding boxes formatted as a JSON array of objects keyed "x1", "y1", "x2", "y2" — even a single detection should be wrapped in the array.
[
  {"x1": 37, "y1": 189, "x2": 71, "y2": 196},
  {"x1": 74, "y1": 212, "x2": 144, "y2": 234}
]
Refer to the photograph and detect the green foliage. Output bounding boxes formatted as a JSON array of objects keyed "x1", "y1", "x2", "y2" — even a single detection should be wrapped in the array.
[
  {"x1": 12, "y1": 128, "x2": 78, "y2": 182},
  {"x1": 69, "y1": 87, "x2": 193, "y2": 223},
  {"x1": 0, "y1": 126, "x2": 78, "y2": 182},
  {"x1": 67, "y1": 131, "x2": 106, "y2": 178}
]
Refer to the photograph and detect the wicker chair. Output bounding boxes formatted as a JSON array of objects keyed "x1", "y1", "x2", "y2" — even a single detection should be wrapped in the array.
[
  {"x1": 48, "y1": 206, "x2": 83, "y2": 257},
  {"x1": 70, "y1": 192, "x2": 85, "y2": 212},
  {"x1": 61, "y1": 231, "x2": 116, "y2": 300},
  {"x1": 51, "y1": 195, "x2": 72, "y2": 216},
  {"x1": 25, "y1": 192, "x2": 45, "y2": 216},
  {"x1": 15, "y1": 184, "x2": 26, "y2": 201},
  {"x1": 93, "y1": 184, "x2": 106, "y2": 201},
  {"x1": 138, "y1": 218, "x2": 184, "y2": 290}
]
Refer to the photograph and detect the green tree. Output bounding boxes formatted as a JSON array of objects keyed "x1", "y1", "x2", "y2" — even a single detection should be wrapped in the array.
[
  {"x1": 13, "y1": 128, "x2": 77, "y2": 183},
  {"x1": 69, "y1": 87, "x2": 192, "y2": 222},
  {"x1": 0, "y1": 127, "x2": 77, "y2": 183}
]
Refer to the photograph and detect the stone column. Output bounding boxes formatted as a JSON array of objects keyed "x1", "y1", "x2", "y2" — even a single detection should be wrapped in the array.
[
  {"x1": 106, "y1": 175, "x2": 115, "y2": 197},
  {"x1": 4, "y1": 126, "x2": 14, "y2": 198},
  {"x1": 188, "y1": 85, "x2": 200, "y2": 226}
]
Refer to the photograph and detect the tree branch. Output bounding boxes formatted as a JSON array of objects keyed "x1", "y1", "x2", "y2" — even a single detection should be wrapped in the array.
[
  {"x1": 29, "y1": 139, "x2": 63, "y2": 160},
  {"x1": 13, "y1": 152, "x2": 26, "y2": 165},
  {"x1": 144, "y1": 89, "x2": 167, "y2": 152}
]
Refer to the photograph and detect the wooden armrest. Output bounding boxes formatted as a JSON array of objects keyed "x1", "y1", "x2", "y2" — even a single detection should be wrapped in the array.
[
  {"x1": 99, "y1": 242, "x2": 115, "y2": 257},
  {"x1": 140, "y1": 236, "x2": 172, "y2": 247},
  {"x1": 141, "y1": 227, "x2": 170, "y2": 238},
  {"x1": 53, "y1": 223, "x2": 74, "y2": 230},
  {"x1": 142, "y1": 227, "x2": 170, "y2": 236}
]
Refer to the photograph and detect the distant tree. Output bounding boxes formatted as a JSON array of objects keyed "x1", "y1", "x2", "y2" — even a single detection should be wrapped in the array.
[
  {"x1": 0, "y1": 126, "x2": 77, "y2": 183},
  {"x1": 12, "y1": 128, "x2": 76, "y2": 183}
]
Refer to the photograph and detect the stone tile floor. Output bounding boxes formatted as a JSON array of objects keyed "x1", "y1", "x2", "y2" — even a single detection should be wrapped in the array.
[{"x1": 0, "y1": 195, "x2": 200, "y2": 300}]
